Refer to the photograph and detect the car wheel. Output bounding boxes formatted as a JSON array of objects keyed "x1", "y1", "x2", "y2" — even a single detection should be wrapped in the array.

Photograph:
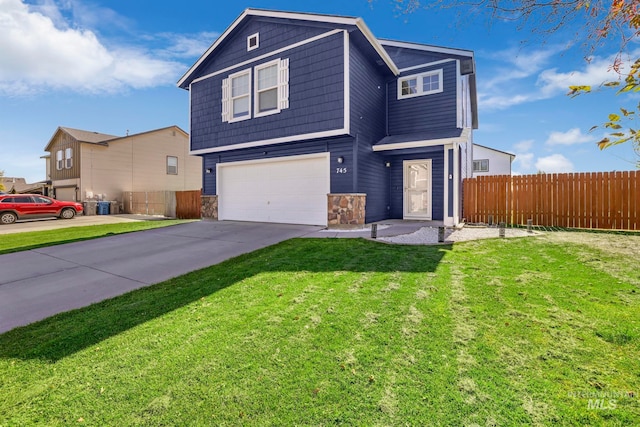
[
  {"x1": 60, "y1": 208, "x2": 76, "y2": 219},
  {"x1": 0, "y1": 212, "x2": 17, "y2": 224}
]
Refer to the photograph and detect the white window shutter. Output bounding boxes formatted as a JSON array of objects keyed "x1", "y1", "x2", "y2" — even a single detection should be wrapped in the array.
[
  {"x1": 221, "y1": 77, "x2": 230, "y2": 122},
  {"x1": 279, "y1": 58, "x2": 289, "y2": 110}
]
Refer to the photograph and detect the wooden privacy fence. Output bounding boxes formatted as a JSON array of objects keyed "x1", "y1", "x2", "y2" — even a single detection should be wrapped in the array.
[
  {"x1": 123, "y1": 190, "x2": 201, "y2": 219},
  {"x1": 175, "y1": 190, "x2": 202, "y2": 219},
  {"x1": 463, "y1": 171, "x2": 640, "y2": 230}
]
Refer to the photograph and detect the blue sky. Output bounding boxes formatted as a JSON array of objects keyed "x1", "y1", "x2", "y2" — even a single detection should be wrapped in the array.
[{"x1": 1, "y1": 0, "x2": 638, "y2": 183}]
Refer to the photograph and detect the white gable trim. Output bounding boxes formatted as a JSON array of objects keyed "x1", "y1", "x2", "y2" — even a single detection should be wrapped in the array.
[
  {"x1": 379, "y1": 39, "x2": 474, "y2": 59},
  {"x1": 192, "y1": 29, "x2": 343, "y2": 85},
  {"x1": 178, "y1": 8, "x2": 399, "y2": 87},
  {"x1": 398, "y1": 58, "x2": 457, "y2": 74},
  {"x1": 372, "y1": 129, "x2": 471, "y2": 152},
  {"x1": 190, "y1": 128, "x2": 348, "y2": 155}
]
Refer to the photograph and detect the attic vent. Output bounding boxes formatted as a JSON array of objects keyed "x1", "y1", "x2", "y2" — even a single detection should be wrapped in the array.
[
  {"x1": 460, "y1": 58, "x2": 475, "y2": 75},
  {"x1": 247, "y1": 33, "x2": 259, "y2": 51}
]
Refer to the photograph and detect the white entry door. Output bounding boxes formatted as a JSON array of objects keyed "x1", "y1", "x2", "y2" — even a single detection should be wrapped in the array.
[
  {"x1": 217, "y1": 153, "x2": 329, "y2": 226},
  {"x1": 403, "y1": 159, "x2": 432, "y2": 220}
]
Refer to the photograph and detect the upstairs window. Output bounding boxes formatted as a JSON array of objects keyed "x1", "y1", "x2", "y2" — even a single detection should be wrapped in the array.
[
  {"x1": 56, "y1": 150, "x2": 63, "y2": 170},
  {"x1": 255, "y1": 60, "x2": 279, "y2": 116},
  {"x1": 65, "y1": 147, "x2": 73, "y2": 169},
  {"x1": 473, "y1": 159, "x2": 489, "y2": 173},
  {"x1": 398, "y1": 69, "x2": 443, "y2": 99},
  {"x1": 222, "y1": 69, "x2": 251, "y2": 123},
  {"x1": 221, "y1": 58, "x2": 289, "y2": 123},
  {"x1": 167, "y1": 156, "x2": 178, "y2": 175}
]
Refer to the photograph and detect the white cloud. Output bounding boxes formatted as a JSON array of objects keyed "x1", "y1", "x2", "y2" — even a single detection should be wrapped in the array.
[
  {"x1": 478, "y1": 45, "x2": 640, "y2": 111},
  {"x1": 545, "y1": 128, "x2": 594, "y2": 146},
  {"x1": 513, "y1": 139, "x2": 534, "y2": 153},
  {"x1": 535, "y1": 154, "x2": 574, "y2": 173},
  {"x1": 513, "y1": 152, "x2": 535, "y2": 171},
  {"x1": 0, "y1": 0, "x2": 187, "y2": 95}
]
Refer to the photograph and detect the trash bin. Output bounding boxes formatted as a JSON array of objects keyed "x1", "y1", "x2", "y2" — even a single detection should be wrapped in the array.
[
  {"x1": 97, "y1": 201, "x2": 110, "y2": 215},
  {"x1": 109, "y1": 201, "x2": 120, "y2": 215},
  {"x1": 83, "y1": 200, "x2": 97, "y2": 216}
]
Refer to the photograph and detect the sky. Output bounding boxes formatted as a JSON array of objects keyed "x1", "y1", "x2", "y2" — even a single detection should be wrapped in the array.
[{"x1": 1, "y1": 0, "x2": 638, "y2": 184}]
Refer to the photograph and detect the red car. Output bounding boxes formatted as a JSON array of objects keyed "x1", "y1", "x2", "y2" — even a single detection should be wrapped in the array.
[{"x1": 0, "y1": 194, "x2": 84, "y2": 224}]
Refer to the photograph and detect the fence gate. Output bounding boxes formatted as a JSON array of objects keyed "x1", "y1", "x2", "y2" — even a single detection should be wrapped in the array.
[{"x1": 175, "y1": 190, "x2": 201, "y2": 219}]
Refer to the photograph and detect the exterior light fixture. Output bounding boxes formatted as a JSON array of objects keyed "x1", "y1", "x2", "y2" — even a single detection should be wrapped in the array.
[
  {"x1": 385, "y1": 161, "x2": 391, "y2": 168},
  {"x1": 206, "y1": 168, "x2": 212, "y2": 174},
  {"x1": 337, "y1": 156, "x2": 344, "y2": 164}
]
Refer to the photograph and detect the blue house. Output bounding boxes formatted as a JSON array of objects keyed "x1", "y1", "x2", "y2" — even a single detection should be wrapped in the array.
[{"x1": 178, "y1": 9, "x2": 478, "y2": 227}]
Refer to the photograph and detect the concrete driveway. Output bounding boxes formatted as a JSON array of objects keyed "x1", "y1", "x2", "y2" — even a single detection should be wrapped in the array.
[{"x1": 0, "y1": 220, "x2": 321, "y2": 333}]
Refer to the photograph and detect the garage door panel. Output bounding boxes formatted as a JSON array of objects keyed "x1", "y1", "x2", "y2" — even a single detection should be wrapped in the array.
[{"x1": 218, "y1": 154, "x2": 329, "y2": 226}]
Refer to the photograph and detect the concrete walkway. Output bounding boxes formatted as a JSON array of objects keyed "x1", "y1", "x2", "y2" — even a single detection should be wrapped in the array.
[{"x1": 0, "y1": 220, "x2": 321, "y2": 333}]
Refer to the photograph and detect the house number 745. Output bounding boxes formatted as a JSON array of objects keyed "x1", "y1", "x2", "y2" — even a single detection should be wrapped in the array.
[{"x1": 336, "y1": 167, "x2": 348, "y2": 174}]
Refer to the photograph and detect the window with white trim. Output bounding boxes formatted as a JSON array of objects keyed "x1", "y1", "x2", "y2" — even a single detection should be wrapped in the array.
[
  {"x1": 56, "y1": 150, "x2": 63, "y2": 170},
  {"x1": 221, "y1": 58, "x2": 289, "y2": 123},
  {"x1": 222, "y1": 69, "x2": 251, "y2": 123},
  {"x1": 247, "y1": 33, "x2": 259, "y2": 51},
  {"x1": 473, "y1": 159, "x2": 489, "y2": 172},
  {"x1": 167, "y1": 156, "x2": 178, "y2": 175},
  {"x1": 398, "y1": 69, "x2": 443, "y2": 99},
  {"x1": 255, "y1": 60, "x2": 279, "y2": 116},
  {"x1": 65, "y1": 147, "x2": 73, "y2": 169}
]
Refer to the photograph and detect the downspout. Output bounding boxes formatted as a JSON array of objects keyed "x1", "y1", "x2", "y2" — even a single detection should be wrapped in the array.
[{"x1": 453, "y1": 142, "x2": 460, "y2": 226}]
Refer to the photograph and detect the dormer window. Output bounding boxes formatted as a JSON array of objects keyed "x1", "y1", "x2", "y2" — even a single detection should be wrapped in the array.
[
  {"x1": 247, "y1": 33, "x2": 259, "y2": 51},
  {"x1": 398, "y1": 69, "x2": 443, "y2": 99}
]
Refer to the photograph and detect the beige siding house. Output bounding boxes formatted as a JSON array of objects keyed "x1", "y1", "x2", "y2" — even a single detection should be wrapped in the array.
[{"x1": 44, "y1": 126, "x2": 202, "y2": 203}]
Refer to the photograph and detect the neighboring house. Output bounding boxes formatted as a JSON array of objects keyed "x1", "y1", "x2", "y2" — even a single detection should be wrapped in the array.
[
  {"x1": 1, "y1": 177, "x2": 49, "y2": 195},
  {"x1": 472, "y1": 144, "x2": 515, "y2": 176},
  {"x1": 44, "y1": 126, "x2": 202, "y2": 203},
  {"x1": 178, "y1": 9, "x2": 478, "y2": 226}
]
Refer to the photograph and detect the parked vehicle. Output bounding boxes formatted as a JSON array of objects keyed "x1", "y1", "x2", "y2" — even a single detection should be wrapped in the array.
[{"x1": 0, "y1": 194, "x2": 84, "y2": 224}]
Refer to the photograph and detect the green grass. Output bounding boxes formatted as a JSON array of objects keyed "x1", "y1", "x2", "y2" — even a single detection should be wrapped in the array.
[
  {"x1": 0, "y1": 220, "x2": 189, "y2": 254},
  {"x1": 0, "y1": 235, "x2": 638, "y2": 425}
]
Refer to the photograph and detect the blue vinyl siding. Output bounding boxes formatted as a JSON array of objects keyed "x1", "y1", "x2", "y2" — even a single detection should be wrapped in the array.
[
  {"x1": 356, "y1": 138, "x2": 389, "y2": 223},
  {"x1": 387, "y1": 61, "x2": 458, "y2": 135},
  {"x1": 196, "y1": 19, "x2": 335, "y2": 78},
  {"x1": 384, "y1": 147, "x2": 444, "y2": 220},
  {"x1": 200, "y1": 137, "x2": 355, "y2": 196},
  {"x1": 190, "y1": 32, "x2": 345, "y2": 151}
]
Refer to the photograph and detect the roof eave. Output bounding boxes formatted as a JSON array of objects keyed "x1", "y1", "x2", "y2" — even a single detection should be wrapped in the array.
[{"x1": 177, "y1": 8, "x2": 400, "y2": 88}]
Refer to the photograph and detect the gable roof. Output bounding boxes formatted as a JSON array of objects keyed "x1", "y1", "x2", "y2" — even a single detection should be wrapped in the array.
[
  {"x1": 44, "y1": 126, "x2": 188, "y2": 152},
  {"x1": 44, "y1": 127, "x2": 119, "y2": 151},
  {"x1": 474, "y1": 143, "x2": 516, "y2": 159},
  {"x1": 177, "y1": 8, "x2": 399, "y2": 88}
]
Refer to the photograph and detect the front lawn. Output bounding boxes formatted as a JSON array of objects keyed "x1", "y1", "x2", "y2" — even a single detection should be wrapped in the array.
[{"x1": 0, "y1": 234, "x2": 638, "y2": 425}]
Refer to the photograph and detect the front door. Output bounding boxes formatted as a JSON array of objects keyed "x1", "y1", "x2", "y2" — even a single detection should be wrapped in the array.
[{"x1": 403, "y1": 159, "x2": 432, "y2": 220}]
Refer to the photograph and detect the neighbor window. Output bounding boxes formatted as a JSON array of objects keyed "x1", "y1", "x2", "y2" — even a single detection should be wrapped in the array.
[
  {"x1": 473, "y1": 159, "x2": 489, "y2": 172},
  {"x1": 65, "y1": 147, "x2": 73, "y2": 169},
  {"x1": 221, "y1": 58, "x2": 289, "y2": 123},
  {"x1": 56, "y1": 150, "x2": 63, "y2": 170},
  {"x1": 247, "y1": 33, "x2": 259, "y2": 51},
  {"x1": 167, "y1": 156, "x2": 178, "y2": 175},
  {"x1": 398, "y1": 69, "x2": 443, "y2": 99}
]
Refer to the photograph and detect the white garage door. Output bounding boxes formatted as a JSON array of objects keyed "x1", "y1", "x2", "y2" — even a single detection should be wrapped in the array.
[{"x1": 218, "y1": 153, "x2": 329, "y2": 226}]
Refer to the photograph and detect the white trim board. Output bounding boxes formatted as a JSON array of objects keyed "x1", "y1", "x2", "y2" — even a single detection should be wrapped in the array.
[
  {"x1": 372, "y1": 129, "x2": 470, "y2": 152},
  {"x1": 190, "y1": 128, "x2": 348, "y2": 155},
  {"x1": 379, "y1": 39, "x2": 474, "y2": 59}
]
